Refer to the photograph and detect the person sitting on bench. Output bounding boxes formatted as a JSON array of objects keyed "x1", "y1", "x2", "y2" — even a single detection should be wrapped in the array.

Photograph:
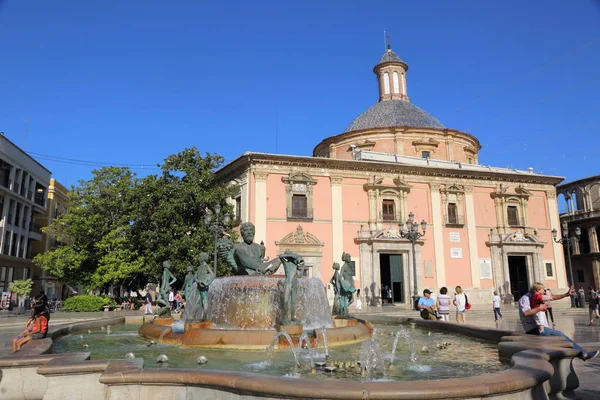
[{"x1": 12, "y1": 304, "x2": 49, "y2": 352}]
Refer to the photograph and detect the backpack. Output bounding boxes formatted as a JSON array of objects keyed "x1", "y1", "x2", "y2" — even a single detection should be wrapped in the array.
[{"x1": 465, "y1": 294, "x2": 472, "y2": 310}]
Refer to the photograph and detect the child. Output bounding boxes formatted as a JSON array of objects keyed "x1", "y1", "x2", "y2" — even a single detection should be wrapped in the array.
[
  {"x1": 437, "y1": 287, "x2": 451, "y2": 321},
  {"x1": 492, "y1": 291, "x2": 503, "y2": 321},
  {"x1": 530, "y1": 291, "x2": 546, "y2": 333},
  {"x1": 355, "y1": 289, "x2": 362, "y2": 311},
  {"x1": 12, "y1": 305, "x2": 49, "y2": 352}
]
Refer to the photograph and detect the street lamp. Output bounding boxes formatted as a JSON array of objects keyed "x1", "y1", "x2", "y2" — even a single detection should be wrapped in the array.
[
  {"x1": 204, "y1": 204, "x2": 230, "y2": 276},
  {"x1": 398, "y1": 212, "x2": 427, "y2": 311},
  {"x1": 552, "y1": 221, "x2": 580, "y2": 308}
]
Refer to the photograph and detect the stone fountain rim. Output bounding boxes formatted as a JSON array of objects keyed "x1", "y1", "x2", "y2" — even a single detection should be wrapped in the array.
[{"x1": 0, "y1": 316, "x2": 580, "y2": 400}]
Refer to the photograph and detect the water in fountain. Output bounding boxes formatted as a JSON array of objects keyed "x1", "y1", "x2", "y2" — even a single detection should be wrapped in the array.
[
  {"x1": 297, "y1": 331, "x2": 316, "y2": 368},
  {"x1": 207, "y1": 276, "x2": 333, "y2": 330},
  {"x1": 316, "y1": 327, "x2": 330, "y2": 359},
  {"x1": 271, "y1": 330, "x2": 300, "y2": 376},
  {"x1": 171, "y1": 320, "x2": 185, "y2": 333},
  {"x1": 391, "y1": 327, "x2": 418, "y2": 363},
  {"x1": 359, "y1": 339, "x2": 386, "y2": 381},
  {"x1": 157, "y1": 327, "x2": 172, "y2": 343}
]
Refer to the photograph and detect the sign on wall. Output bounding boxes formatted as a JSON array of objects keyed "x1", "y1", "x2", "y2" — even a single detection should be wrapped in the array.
[
  {"x1": 449, "y1": 232, "x2": 460, "y2": 242},
  {"x1": 450, "y1": 248, "x2": 462, "y2": 258},
  {"x1": 479, "y1": 258, "x2": 492, "y2": 279}
]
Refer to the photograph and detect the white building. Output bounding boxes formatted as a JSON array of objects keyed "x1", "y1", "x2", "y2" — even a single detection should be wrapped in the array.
[{"x1": 0, "y1": 133, "x2": 50, "y2": 305}]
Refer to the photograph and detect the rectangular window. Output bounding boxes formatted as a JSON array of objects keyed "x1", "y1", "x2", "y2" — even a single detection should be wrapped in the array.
[
  {"x1": 8, "y1": 199, "x2": 14, "y2": 225},
  {"x1": 18, "y1": 235, "x2": 25, "y2": 258},
  {"x1": 23, "y1": 268, "x2": 29, "y2": 280},
  {"x1": 0, "y1": 161, "x2": 11, "y2": 188},
  {"x1": 55, "y1": 203, "x2": 60, "y2": 218},
  {"x1": 10, "y1": 234, "x2": 18, "y2": 257},
  {"x1": 382, "y1": 199, "x2": 395, "y2": 221},
  {"x1": 577, "y1": 269, "x2": 585, "y2": 283},
  {"x1": 507, "y1": 206, "x2": 519, "y2": 226},
  {"x1": 3, "y1": 232, "x2": 9, "y2": 255},
  {"x1": 447, "y1": 203, "x2": 458, "y2": 224},
  {"x1": 545, "y1": 262, "x2": 553, "y2": 277},
  {"x1": 235, "y1": 197, "x2": 241, "y2": 221},
  {"x1": 421, "y1": 151, "x2": 431, "y2": 159},
  {"x1": 34, "y1": 183, "x2": 46, "y2": 207},
  {"x1": 7, "y1": 267, "x2": 14, "y2": 283},
  {"x1": 14, "y1": 203, "x2": 21, "y2": 227},
  {"x1": 291, "y1": 194, "x2": 307, "y2": 218}
]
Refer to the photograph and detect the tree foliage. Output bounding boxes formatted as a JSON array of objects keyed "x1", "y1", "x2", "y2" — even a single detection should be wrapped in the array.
[
  {"x1": 8, "y1": 279, "x2": 33, "y2": 297},
  {"x1": 33, "y1": 147, "x2": 235, "y2": 290}
]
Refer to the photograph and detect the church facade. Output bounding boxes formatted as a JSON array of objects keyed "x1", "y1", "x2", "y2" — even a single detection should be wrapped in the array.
[{"x1": 216, "y1": 47, "x2": 567, "y2": 308}]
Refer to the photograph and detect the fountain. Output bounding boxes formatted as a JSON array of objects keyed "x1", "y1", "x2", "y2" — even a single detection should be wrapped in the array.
[
  {"x1": 139, "y1": 229, "x2": 372, "y2": 349},
  {"x1": 138, "y1": 275, "x2": 373, "y2": 349}
]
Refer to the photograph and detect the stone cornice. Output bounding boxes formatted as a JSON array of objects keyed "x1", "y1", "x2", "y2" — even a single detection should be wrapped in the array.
[{"x1": 216, "y1": 153, "x2": 564, "y2": 187}]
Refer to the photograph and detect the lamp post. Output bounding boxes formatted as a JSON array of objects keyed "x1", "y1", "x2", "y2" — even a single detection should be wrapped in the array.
[
  {"x1": 399, "y1": 212, "x2": 427, "y2": 311},
  {"x1": 552, "y1": 221, "x2": 580, "y2": 308},
  {"x1": 204, "y1": 204, "x2": 230, "y2": 276}
]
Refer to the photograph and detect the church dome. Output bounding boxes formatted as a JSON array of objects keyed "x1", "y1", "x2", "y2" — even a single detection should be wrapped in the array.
[{"x1": 344, "y1": 99, "x2": 445, "y2": 132}]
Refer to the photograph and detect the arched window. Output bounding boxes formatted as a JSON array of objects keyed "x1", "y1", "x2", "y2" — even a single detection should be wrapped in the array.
[
  {"x1": 393, "y1": 72, "x2": 400, "y2": 94},
  {"x1": 383, "y1": 72, "x2": 390, "y2": 94}
]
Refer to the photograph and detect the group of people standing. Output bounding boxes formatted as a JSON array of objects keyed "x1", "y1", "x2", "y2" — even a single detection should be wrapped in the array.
[{"x1": 417, "y1": 286, "x2": 469, "y2": 323}]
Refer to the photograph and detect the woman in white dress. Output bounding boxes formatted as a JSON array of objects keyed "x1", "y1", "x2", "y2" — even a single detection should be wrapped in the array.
[{"x1": 454, "y1": 286, "x2": 467, "y2": 323}]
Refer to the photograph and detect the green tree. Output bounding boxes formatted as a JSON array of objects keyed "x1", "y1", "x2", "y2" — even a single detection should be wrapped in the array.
[
  {"x1": 132, "y1": 147, "x2": 235, "y2": 278},
  {"x1": 8, "y1": 279, "x2": 33, "y2": 308},
  {"x1": 34, "y1": 148, "x2": 236, "y2": 290},
  {"x1": 34, "y1": 167, "x2": 141, "y2": 289}
]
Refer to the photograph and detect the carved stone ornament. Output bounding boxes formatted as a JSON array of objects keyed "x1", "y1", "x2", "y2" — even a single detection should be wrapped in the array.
[
  {"x1": 277, "y1": 225, "x2": 322, "y2": 245},
  {"x1": 385, "y1": 225, "x2": 401, "y2": 239},
  {"x1": 509, "y1": 229, "x2": 526, "y2": 242}
]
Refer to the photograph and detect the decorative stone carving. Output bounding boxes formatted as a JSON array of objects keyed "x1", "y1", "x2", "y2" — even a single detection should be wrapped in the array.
[
  {"x1": 385, "y1": 225, "x2": 401, "y2": 239},
  {"x1": 278, "y1": 225, "x2": 322, "y2": 246},
  {"x1": 509, "y1": 229, "x2": 527, "y2": 242}
]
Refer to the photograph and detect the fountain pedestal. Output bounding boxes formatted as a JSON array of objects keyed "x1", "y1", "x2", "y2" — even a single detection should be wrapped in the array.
[{"x1": 279, "y1": 324, "x2": 303, "y2": 336}]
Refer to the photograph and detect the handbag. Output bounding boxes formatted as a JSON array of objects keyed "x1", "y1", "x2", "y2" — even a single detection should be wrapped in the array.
[{"x1": 465, "y1": 294, "x2": 472, "y2": 310}]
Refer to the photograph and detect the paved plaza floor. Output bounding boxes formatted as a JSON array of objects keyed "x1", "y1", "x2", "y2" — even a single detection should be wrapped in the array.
[{"x1": 1, "y1": 307, "x2": 599, "y2": 399}]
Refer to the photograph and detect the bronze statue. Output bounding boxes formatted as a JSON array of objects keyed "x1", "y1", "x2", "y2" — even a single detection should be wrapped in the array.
[
  {"x1": 218, "y1": 222, "x2": 280, "y2": 275},
  {"x1": 181, "y1": 265, "x2": 195, "y2": 303},
  {"x1": 338, "y1": 252, "x2": 356, "y2": 317},
  {"x1": 279, "y1": 249, "x2": 304, "y2": 325},
  {"x1": 156, "y1": 260, "x2": 177, "y2": 317},
  {"x1": 330, "y1": 262, "x2": 341, "y2": 315},
  {"x1": 194, "y1": 252, "x2": 215, "y2": 321}
]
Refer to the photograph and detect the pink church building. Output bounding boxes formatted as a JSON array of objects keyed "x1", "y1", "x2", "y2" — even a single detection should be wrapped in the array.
[{"x1": 217, "y1": 47, "x2": 567, "y2": 308}]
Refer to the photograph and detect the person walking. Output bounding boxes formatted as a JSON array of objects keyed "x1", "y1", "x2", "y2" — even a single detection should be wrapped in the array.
[
  {"x1": 519, "y1": 282, "x2": 598, "y2": 361},
  {"x1": 587, "y1": 286, "x2": 599, "y2": 326},
  {"x1": 144, "y1": 290, "x2": 153, "y2": 315},
  {"x1": 578, "y1": 286, "x2": 586, "y2": 308},
  {"x1": 355, "y1": 289, "x2": 362, "y2": 311},
  {"x1": 454, "y1": 286, "x2": 467, "y2": 323},
  {"x1": 437, "y1": 287, "x2": 451, "y2": 321},
  {"x1": 492, "y1": 291, "x2": 503, "y2": 322}
]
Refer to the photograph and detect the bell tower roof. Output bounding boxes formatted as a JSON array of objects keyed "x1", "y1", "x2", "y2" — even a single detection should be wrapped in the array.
[{"x1": 376, "y1": 47, "x2": 408, "y2": 69}]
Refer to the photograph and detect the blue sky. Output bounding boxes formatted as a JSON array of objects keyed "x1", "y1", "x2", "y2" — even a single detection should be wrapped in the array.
[{"x1": 1, "y1": 1, "x2": 599, "y2": 190}]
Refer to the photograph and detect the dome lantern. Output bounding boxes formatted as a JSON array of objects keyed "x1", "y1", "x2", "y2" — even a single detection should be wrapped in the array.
[{"x1": 373, "y1": 45, "x2": 409, "y2": 102}]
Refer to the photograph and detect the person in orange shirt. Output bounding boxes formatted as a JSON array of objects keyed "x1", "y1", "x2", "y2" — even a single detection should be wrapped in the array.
[{"x1": 12, "y1": 305, "x2": 49, "y2": 352}]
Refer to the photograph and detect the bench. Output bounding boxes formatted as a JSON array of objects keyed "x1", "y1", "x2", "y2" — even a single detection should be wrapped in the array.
[{"x1": 102, "y1": 305, "x2": 123, "y2": 312}]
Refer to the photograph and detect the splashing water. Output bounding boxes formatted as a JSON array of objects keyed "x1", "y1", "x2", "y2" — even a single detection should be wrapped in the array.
[
  {"x1": 297, "y1": 331, "x2": 315, "y2": 368},
  {"x1": 316, "y1": 327, "x2": 330, "y2": 359},
  {"x1": 205, "y1": 276, "x2": 333, "y2": 330},
  {"x1": 392, "y1": 327, "x2": 418, "y2": 363},
  {"x1": 157, "y1": 327, "x2": 172, "y2": 343},
  {"x1": 270, "y1": 331, "x2": 300, "y2": 375},
  {"x1": 359, "y1": 340, "x2": 386, "y2": 381},
  {"x1": 171, "y1": 320, "x2": 185, "y2": 334}
]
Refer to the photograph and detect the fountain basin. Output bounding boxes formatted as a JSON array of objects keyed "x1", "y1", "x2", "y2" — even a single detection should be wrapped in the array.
[
  {"x1": 138, "y1": 317, "x2": 373, "y2": 349},
  {"x1": 0, "y1": 316, "x2": 582, "y2": 399}
]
